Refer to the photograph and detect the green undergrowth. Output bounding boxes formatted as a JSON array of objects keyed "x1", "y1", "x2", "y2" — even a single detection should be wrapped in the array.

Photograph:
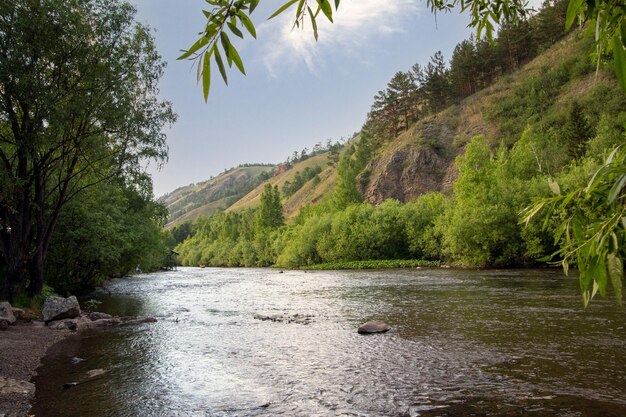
[{"x1": 303, "y1": 259, "x2": 441, "y2": 270}]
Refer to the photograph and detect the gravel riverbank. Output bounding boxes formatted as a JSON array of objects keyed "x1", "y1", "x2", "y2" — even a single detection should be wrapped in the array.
[{"x1": 0, "y1": 322, "x2": 70, "y2": 417}]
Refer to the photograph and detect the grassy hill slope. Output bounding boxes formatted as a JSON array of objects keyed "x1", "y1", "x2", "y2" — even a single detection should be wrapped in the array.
[
  {"x1": 160, "y1": 165, "x2": 275, "y2": 228},
  {"x1": 227, "y1": 152, "x2": 336, "y2": 219}
]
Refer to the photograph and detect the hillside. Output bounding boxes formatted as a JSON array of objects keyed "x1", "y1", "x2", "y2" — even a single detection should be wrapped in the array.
[
  {"x1": 175, "y1": 25, "x2": 625, "y2": 271},
  {"x1": 168, "y1": 33, "x2": 622, "y2": 228},
  {"x1": 226, "y1": 151, "x2": 337, "y2": 219},
  {"x1": 160, "y1": 165, "x2": 275, "y2": 227},
  {"x1": 226, "y1": 34, "x2": 618, "y2": 216},
  {"x1": 358, "y1": 33, "x2": 610, "y2": 204}
]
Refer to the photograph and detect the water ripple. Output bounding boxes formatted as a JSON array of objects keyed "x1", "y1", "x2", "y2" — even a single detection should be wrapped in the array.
[{"x1": 33, "y1": 267, "x2": 626, "y2": 416}]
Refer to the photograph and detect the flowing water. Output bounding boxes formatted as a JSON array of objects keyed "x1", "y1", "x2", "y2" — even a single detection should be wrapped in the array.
[{"x1": 32, "y1": 267, "x2": 626, "y2": 416}]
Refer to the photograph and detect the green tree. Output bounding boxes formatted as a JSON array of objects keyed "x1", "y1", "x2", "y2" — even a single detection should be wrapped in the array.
[
  {"x1": 444, "y1": 137, "x2": 547, "y2": 266},
  {"x1": 563, "y1": 102, "x2": 595, "y2": 159},
  {"x1": 171, "y1": 222, "x2": 195, "y2": 245},
  {"x1": 386, "y1": 71, "x2": 419, "y2": 132},
  {"x1": 450, "y1": 39, "x2": 478, "y2": 98},
  {"x1": 0, "y1": 0, "x2": 175, "y2": 301},
  {"x1": 423, "y1": 51, "x2": 451, "y2": 112},
  {"x1": 45, "y1": 179, "x2": 170, "y2": 294},
  {"x1": 404, "y1": 193, "x2": 450, "y2": 260},
  {"x1": 332, "y1": 144, "x2": 365, "y2": 210},
  {"x1": 256, "y1": 184, "x2": 284, "y2": 230},
  {"x1": 533, "y1": 0, "x2": 570, "y2": 51}
]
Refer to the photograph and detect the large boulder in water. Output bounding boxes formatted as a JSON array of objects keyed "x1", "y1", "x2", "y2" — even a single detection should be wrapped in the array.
[
  {"x1": 0, "y1": 302, "x2": 16, "y2": 330},
  {"x1": 43, "y1": 296, "x2": 81, "y2": 323},
  {"x1": 357, "y1": 320, "x2": 391, "y2": 334}
]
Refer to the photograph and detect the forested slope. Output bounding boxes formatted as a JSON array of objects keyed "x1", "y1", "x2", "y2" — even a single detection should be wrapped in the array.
[
  {"x1": 359, "y1": 33, "x2": 609, "y2": 205},
  {"x1": 175, "y1": 0, "x2": 625, "y2": 272},
  {"x1": 227, "y1": 140, "x2": 348, "y2": 219}
]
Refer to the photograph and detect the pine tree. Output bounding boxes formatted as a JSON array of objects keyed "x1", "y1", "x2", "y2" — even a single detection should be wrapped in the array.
[
  {"x1": 450, "y1": 39, "x2": 478, "y2": 99},
  {"x1": 423, "y1": 51, "x2": 450, "y2": 112},
  {"x1": 563, "y1": 102, "x2": 595, "y2": 159},
  {"x1": 386, "y1": 71, "x2": 419, "y2": 131}
]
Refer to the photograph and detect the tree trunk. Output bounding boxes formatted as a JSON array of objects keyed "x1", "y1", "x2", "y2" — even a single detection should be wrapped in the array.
[
  {"x1": 26, "y1": 251, "x2": 44, "y2": 298},
  {"x1": 1, "y1": 248, "x2": 27, "y2": 303}
]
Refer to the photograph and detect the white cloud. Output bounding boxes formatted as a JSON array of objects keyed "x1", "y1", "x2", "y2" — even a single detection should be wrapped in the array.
[{"x1": 257, "y1": 0, "x2": 420, "y2": 76}]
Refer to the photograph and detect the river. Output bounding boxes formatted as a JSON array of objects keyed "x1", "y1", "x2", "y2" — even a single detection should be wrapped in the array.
[{"x1": 32, "y1": 267, "x2": 626, "y2": 416}]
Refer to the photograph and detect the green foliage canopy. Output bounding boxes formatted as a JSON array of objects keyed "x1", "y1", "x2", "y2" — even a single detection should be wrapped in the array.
[
  {"x1": 0, "y1": 0, "x2": 175, "y2": 301},
  {"x1": 523, "y1": 146, "x2": 626, "y2": 307}
]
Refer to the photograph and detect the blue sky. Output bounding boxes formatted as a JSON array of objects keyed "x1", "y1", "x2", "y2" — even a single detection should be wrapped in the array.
[{"x1": 130, "y1": 1, "x2": 477, "y2": 197}]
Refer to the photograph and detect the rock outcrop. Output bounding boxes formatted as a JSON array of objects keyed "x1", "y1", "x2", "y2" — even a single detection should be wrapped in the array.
[
  {"x1": 357, "y1": 99, "x2": 502, "y2": 206},
  {"x1": 42, "y1": 296, "x2": 81, "y2": 323},
  {"x1": 357, "y1": 320, "x2": 391, "y2": 334},
  {"x1": 361, "y1": 144, "x2": 452, "y2": 205}
]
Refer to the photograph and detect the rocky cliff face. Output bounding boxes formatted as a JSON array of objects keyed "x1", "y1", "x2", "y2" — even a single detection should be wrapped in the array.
[
  {"x1": 359, "y1": 115, "x2": 464, "y2": 204},
  {"x1": 360, "y1": 144, "x2": 451, "y2": 204}
]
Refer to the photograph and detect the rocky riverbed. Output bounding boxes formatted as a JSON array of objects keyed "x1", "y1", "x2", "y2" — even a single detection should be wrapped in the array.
[{"x1": 0, "y1": 297, "x2": 156, "y2": 417}]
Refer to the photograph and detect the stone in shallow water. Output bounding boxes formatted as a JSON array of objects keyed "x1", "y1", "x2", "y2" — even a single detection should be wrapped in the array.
[
  {"x1": 357, "y1": 320, "x2": 391, "y2": 334},
  {"x1": 86, "y1": 369, "x2": 106, "y2": 378}
]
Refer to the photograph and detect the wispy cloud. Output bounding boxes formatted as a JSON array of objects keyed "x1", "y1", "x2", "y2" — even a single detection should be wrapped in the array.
[{"x1": 257, "y1": 0, "x2": 420, "y2": 76}]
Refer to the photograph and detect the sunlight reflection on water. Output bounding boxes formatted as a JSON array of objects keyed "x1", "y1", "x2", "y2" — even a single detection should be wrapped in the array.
[{"x1": 33, "y1": 267, "x2": 626, "y2": 416}]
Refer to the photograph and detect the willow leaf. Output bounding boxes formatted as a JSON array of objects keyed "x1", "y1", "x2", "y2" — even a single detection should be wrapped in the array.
[
  {"x1": 178, "y1": 36, "x2": 208, "y2": 60},
  {"x1": 612, "y1": 34, "x2": 626, "y2": 92},
  {"x1": 238, "y1": 11, "x2": 257, "y2": 38},
  {"x1": 309, "y1": 6, "x2": 318, "y2": 41},
  {"x1": 317, "y1": 0, "x2": 333, "y2": 22},
  {"x1": 229, "y1": 44, "x2": 246, "y2": 75},
  {"x1": 227, "y1": 22, "x2": 244, "y2": 38},
  {"x1": 608, "y1": 253, "x2": 624, "y2": 305},
  {"x1": 565, "y1": 0, "x2": 584, "y2": 30},
  {"x1": 213, "y1": 46, "x2": 228, "y2": 85},
  {"x1": 202, "y1": 54, "x2": 211, "y2": 101},
  {"x1": 269, "y1": 0, "x2": 299, "y2": 19}
]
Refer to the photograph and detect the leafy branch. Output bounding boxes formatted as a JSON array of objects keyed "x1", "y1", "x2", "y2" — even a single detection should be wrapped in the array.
[
  {"x1": 179, "y1": 0, "x2": 340, "y2": 101},
  {"x1": 522, "y1": 146, "x2": 626, "y2": 307},
  {"x1": 183, "y1": 0, "x2": 626, "y2": 100},
  {"x1": 426, "y1": 0, "x2": 531, "y2": 40},
  {"x1": 564, "y1": 0, "x2": 626, "y2": 91}
]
